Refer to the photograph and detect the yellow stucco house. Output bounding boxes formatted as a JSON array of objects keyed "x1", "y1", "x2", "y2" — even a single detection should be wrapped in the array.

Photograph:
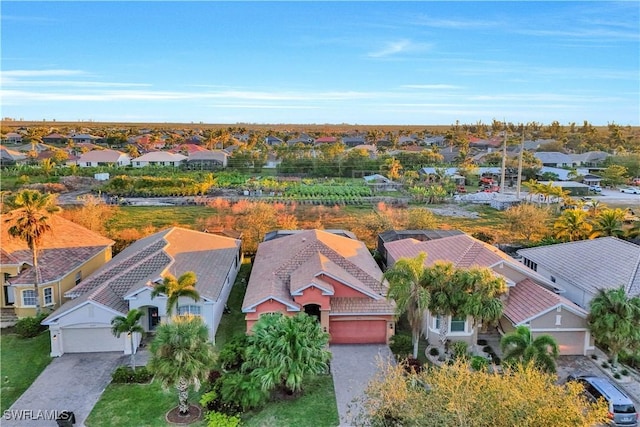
[{"x1": 1, "y1": 215, "x2": 114, "y2": 320}]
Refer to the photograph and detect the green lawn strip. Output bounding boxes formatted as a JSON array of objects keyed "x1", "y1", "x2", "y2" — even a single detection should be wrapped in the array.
[
  {"x1": 0, "y1": 331, "x2": 52, "y2": 413},
  {"x1": 85, "y1": 380, "x2": 207, "y2": 427},
  {"x1": 106, "y1": 206, "x2": 212, "y2": 231},
  {"x1": 243, "y1": 374, "x2": 339, "y2": 427},
  {"x1": 214, "y1": 261, "x2": 251, "y2": 351}
]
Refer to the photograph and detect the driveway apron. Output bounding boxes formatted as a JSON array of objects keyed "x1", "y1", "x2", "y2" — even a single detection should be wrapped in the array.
[
  {"x1": 4, "y1": 352, "x2": 123, "y2": 427},
  {"x1": 330, "y1": 344, "x2": 394, "y2": 427}
]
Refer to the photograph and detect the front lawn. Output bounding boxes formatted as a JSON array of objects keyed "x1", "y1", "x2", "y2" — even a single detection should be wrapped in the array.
[
  {"x1": 214, "y1": 260, "x2": 252, "y2": 351},
  {"x1": 0, "y1": 330, "x2": 52, "y2": 412}
]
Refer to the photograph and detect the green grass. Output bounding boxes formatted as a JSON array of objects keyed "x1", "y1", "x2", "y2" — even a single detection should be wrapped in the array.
[
  {"x1": 0, "y1": 331, "x2": 52, "y2": 413},
  {"x1": 85, "y1": 380, "x2": 207, "y2": 427},
  {"x1": 106, "y1": 206, "x2": 212, "y2": 230},
  {"x1": 242, "y1": 374, "x2": 339, "y2": 427},
  {"x1": 214, "y1": 260, "x2": 252, "y2": 351}
]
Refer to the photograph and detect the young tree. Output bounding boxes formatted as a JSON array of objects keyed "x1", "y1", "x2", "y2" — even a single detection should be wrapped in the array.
[
  {"x1": 4, "y1": 190, "x2": 61, "y2": 314},
  {"x1": 500, "y1": 325, "x2": 559, "y2": 373},
  {"x1": 590, "y1": 208, "x2": 626, "y2": 238},
  {"x1": 554, "y1": 209, "x2": 592, "y2": 242},
  {"x1": 383, "y1": 253, "x2": 431, "y2": 359},
  {"x1": 244, "y1": 313, "x2": 331, "y2": 395},
  {"x1": 151, "y1": 271, "x2": 200, "y2": 316},
  {"x1": 149, "y1": 315, "x2": 216, "y2": 415},
  {"x1": 503, "y1": 204, "x2": 551, "y2": 241},
  {"x1": 111, "y1": 309, "x2": 145, "y2": 371},
  {"x1": 588, "y1": 287, "x2": 640, "y2": 367}
]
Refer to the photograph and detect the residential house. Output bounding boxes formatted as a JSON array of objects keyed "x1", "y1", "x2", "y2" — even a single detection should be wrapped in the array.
[
  {"x1": 242, "y1": 229, "x2": 396, "y2": 344},
  {"x1": 377, "y1": 229, "x2": 464, "y2": 267},
  {"x1": 314, "y1": 136, "x2": 338, "y2": 145},
  {"x1": 517, "y1": 237, "x2": 640, "y2": 309},
  {"x1": 349, "y1": 144, "x2": 378, "y2": 159},
  {"x1": 265, "y1": 136, "x2": 284, "y2": 146},
  {"x1": 42, "y1": 133, "x2": 68, "y2": 145},
  {"x1": 384, "y1": 233, "x2": 593, "y2": 355},
  {"x1": 2, "y1": 132, "x2": 23, "y2": 144},
  {"x1": 342, "y1": 136, "x2": 366, "y2": 148},
  {"x1": 42, "y1": 227, "x2": 242, "y2": 357},
  {"x1": 538, "y1": 180, "x2": 590, "y2": 197},
  {"x1": 70, "y1": 134, "x2": 103, "y2": 144},
  {"x1": 534, "y1": 152, "x2": 575, "y2": 168},
  {"x1": 1, "y1": 216, "x2": 114, "y2": 319},
  {"x1": 571, "y1": 151, "x2": 610, "y2": 168},
  {"x1": 132, "y1": 151, "x2": 186, "y2": 168},
  {"x1": 185, "y1": 150, "x2": 228, "y2": 170},
  {"x1": 0, "y1": 145, "x2": 28, "y2": 167},
  {"x1": 77, "y1": 149, "x2": 131, "y2": 167},
  {"x1": 363, "y1": 174, "x2": 403, "y2": 192}
]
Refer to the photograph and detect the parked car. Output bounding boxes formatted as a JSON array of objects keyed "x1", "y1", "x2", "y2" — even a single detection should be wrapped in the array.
[
  {"x1": 589, "y1": 185, "x2": 602, "y2": 193},
  {"x1": 621, "y1": 187, "x2": 640, "y2": 194},
  {"x1": 566, "y1": 374, "x2": 638, "y2": 426}
]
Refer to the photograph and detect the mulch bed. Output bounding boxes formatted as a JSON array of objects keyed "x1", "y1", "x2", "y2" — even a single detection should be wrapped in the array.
[{"x1": 165, "y1": 404, "x2": 202, "y2": 425}]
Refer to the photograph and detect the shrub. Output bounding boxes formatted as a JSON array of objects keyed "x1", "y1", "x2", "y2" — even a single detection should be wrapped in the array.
[
  {"x1": 218, "y1": 335, "x2": 248, "y2": 371},
  {"x1": 111, "y1": 366, "x2": 153, "y2": 383},
  {"x1": 15, "y1": 313, "x2": 48, "y2": 338},
  {"x1": 205, "y1": 411, "x2": 242, "y2": 427},
  {"x1": 477, "y1": 339, "x2": 488, "y2": 346},
  {"x1": 482, "y1": 345, "x2": 493, "y2": 353},
  {"x1": 471, "y1": 356, "x2": 489, "y2": 371},
  {"x1": 613, "y1": 373, "x2": 621, "y2": 380},
  {"x1": 429, "y1": 347, "x2": 440, "y2": 357},
  {"x1": 602, "y1": 362, "x2": 610, "y2": 369},
  {"x1": 621, "y1": 369, "x2": 630, "y2": 376},
  {"x1": 492, "y1": 355, "x2": 501, "y2": 365},
  {"x1": 451, "y1": 341, "x2": 469, "y2": 360},
  {"x1": 591, "y1": 354, "x2": 598, "y2": 360},
  {"x1": 403, "y1": 357, "x2": 423, "y2": 373},
  {"x1": 608, "y1": 358, "x2": 614, "y2": 364},
  {"x1": 389, "y1": 334, "x2": 413, "y2": 356}
]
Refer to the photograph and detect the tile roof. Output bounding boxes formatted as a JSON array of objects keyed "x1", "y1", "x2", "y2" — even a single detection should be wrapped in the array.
[
  {"x1": 385, "y1": 234, "x2": 513, "y2": 269},
  {"x1": 242, "y1": 229, "x2": 393, "y2": 314},
  {"x1": 517, "y1": 237, "x2": 640, "y2": 297},
  {"x1": 503, "y1": 278, "x2": 587, "y2": 325},
  {"x1": 330, "y1": 297, "x2": 396, "y2": 314},
  {"x1": 0, "y1": 248, "x2": 20, "y2": 265},
  {"x1": 133, "y1": 151, "x2": 187, "y2": 162},
  {"x1": 45, "y1": 227, "x2": 240, "y2": 320},
  {"x1": 1, "y1": 215, "x2": 114, "y2": 284},
  {"x1": 78, "y1": 149, "x2": 128, "y2": 163},
  {"x1": 534, "y1": 151, "x2": 573, "y2": 164}
]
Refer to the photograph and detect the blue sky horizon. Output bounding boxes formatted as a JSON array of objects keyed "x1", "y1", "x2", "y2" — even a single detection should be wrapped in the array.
[{"x1": 1, "y1": 1, "x2": 638, "y2": 126}]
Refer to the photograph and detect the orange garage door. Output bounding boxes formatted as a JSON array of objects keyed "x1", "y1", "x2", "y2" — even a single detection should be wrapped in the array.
[{"x1": 330, "y1": 320, "x2": 387, "y2": 344}]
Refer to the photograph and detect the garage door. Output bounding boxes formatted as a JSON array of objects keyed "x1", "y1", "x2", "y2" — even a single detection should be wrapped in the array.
[
  {"x1": 330, "y1": 320, "x2": 387, "y2": 344},
  {"x1": 537, "y1": 331, "x2": 585, "y2": 356},
  {"x1": 62, "y1": 327, "x2": 123, "y2": 353}
]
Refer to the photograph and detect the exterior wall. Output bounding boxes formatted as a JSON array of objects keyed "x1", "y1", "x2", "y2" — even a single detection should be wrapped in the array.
[
  {"x1": 425, "y1": 312, "x2": 475, "y2": 347},
  {"x1": 210, "y1": 263, "x2": 240, "y2": 343},
  {"x1": 319, "y1": 275, "x2": 369, "y2": 298},
  {"x1": 292, "y1": 286, "x2": 330, "y2": 310},
  {"x1": 533, "y1": 265, "x2": 593, "y2": 308},
  {"x1": 530, "y1": 306, "x2": 586, "y2": 329},
  {"x1": 1, "y1": 264, "x2": 21, "y2": 308},
  {"x1": 245, "y1": 299, "x2": 297, "y2": 333}
]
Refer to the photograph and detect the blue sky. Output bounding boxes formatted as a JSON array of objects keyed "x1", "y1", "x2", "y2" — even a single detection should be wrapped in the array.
[{"x1": 1, "y1": 1, "x2": 638, "y2": 126}]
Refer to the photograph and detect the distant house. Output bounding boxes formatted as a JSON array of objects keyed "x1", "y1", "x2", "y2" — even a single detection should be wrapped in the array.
[
  {"x1": 314, "y1": 136, "x2": 338, "y2": 145},
  {"x1": 0, "y1": 145, "x2": 28, "y2": 167},
  {"x1": 132, "y1": 151, "x2": 186, "y2": 168},
  {"x1": 42, "y1": 227, "x2": 242, "y2": 357},
  {"x1": 384, "y1": 233, "x2": 593, "y2": 355},
  {"x1": 70, "y1": 134, "x2": 103, "y2": 144},
  {"x1": 77, "y1": 149, "x2": 131, "y2": 167},
  {"x1": 538, "y1": 180, "x2": 589, "y2": 196},
  {"x1": 342, "y1": 136, "x2": 366, "y2": 148},
  {"x1": 349, "y1": 144, "x2": 378, "y2": 158},
  {"x1": 363, "y1": 174, "x2": 403, "y2": 192},
  {"x1": 185, "y1": 150, "x2": 228, "y2": 170},
  {"x1": 534, "y1": 152, "x2": 575, "y2": 168},
  {"x1": 265, "y1": 136, "x2": 284, "y2": 146},
  {"x1": 1, "y1": 216, "x2": 114, "y2": 320},
  {"x1": 2, "y1": 132, "x2": 23, "y2": 144},
  {"x1": 242, "y1": 229, "x2": 396, "y2": 344},
  {"x1": 571, "y1": 151, "x2": 610, "y2": 168},
  {"x1": 517, "y1": 237, "x2": 640, "y2": 308},
  {"x1": 42, "y1": 133, "x2": 68, "y2": 145}
]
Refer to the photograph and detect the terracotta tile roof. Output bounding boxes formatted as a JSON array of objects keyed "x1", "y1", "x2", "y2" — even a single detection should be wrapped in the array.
[
  {"x1": 243, "y1": 229, "x2": 393, "y2": 314},
  {"x1": 384, "y1": 234, "x2": 513, "y2": 268},
  {"x1": 1, "y1": 215, "x2": 114, "y2": 284},
  {"x1": 0, "y1": 248, "x2": 20, "y2": 265},
  {"x1": 45, "y1": 227, "x2": 240, "y2": 320},
  {"x1": 330, "y1": 297, "x2": 396, "y2": 314},
  {"x1": 78, "y1": 149, "x2": 127, "y2": 163},
  {"x1": 503, "y1": 278, "x2": 587, "y2": 325},
  {"x1": 517, "y1": 237, "x2": 640, "y2": 297}
]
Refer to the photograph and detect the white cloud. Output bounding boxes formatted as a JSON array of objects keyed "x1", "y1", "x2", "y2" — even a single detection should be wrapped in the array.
[
  {"x1": 1, "y1": 69, "x2": 84, "y2": 77},
  {"x1": 367, "y1": 39, "x2": 431, "y2": 58},
  {"x1": 401, "y1": 84, "x2": 462, "y2": 90}
]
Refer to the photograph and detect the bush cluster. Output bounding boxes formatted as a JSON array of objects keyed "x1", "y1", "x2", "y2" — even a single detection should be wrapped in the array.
[
  {"x1": 15, "y1": 313, "x2": 48, "y2": 338},
  {"x1": 111, "y1": 366, "x2": 153, "y2": 383},
  {"x1": 389, "y1": 333, "x2": 413, "y2": 356}
]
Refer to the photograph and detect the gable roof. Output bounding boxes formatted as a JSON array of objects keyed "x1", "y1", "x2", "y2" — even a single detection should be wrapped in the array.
[
  {"x1": 534, "y1": 151, "x2": 573, "y2": 165},
  {"x1": 517, "y1": 237, "x2": 640, "y2": 297},
  {"x1": 44, "y1": 227, "x2": 240, "y2": 321},
  {"x1": 133, "y1": 151, "x2": 187, "y2": 162},
  {"x1": 1, "y1": 215, "x2": 114, "y2": 285},
  {"x1": 78, "y1": 149, "x2": 128, "y2": 163},
  {"x1": 503, "y1": 278, "x2": 587, "y2": 325},
  {"x1": 242, "y1": 229, "x2": 393, "y2": 314}
]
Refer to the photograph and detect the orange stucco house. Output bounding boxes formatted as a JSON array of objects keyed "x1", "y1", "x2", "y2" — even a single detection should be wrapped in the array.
[{"x1": 242, "y1": 229, "x2": 396, "y2": 344}]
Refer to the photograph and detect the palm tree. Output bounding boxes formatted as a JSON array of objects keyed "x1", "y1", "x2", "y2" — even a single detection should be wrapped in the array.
[
  {"x1": 4, "y1": 190, "x2": 61, "y2": 314},
  {"x1": 422, "y1": 261, "x2": 459, "y2": 350},
  {"x1": 590, "y1": 208, "x2": 626, "y2": 238},
  {"x1": 149, "y1": 315, "x2": 215, "y2": 415},
  {"x1": 151, "y1": 271, "x2": 200, "y2": 316},
  {"x1": 458, "y1": 267, "x2": 507, "y2": 334},
  {"x1": 500, "y1": 325, "x2": 559, "y2": 373},
  {"x1": 244, "y1": 312, "x2": 331, "y2": 394},
  {"x1": 111, "y1": 309, "x2": 145, "y2": 371},
  {"x1": 588, "y1": 287, "x2": 640, "y2": 367},
  {"x1": 383, "y1": 252, "x2": 431, "y2": 359},
  {"x1": 554, "y1": 209, "x2": 592, "y2": 242}
]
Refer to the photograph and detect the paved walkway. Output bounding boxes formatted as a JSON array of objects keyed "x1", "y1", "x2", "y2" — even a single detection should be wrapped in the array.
[
  {"x1": 330, "y1": 344, "x2": 394, "y2": 427},
  {"x1": 4, "y1": 352, "x2": 123, "y2": 427}
]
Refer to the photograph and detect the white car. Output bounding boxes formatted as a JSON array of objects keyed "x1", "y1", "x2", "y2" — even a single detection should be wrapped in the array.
[{"x1": 620, "y1": 187, "x2": 640, "y2": 194}]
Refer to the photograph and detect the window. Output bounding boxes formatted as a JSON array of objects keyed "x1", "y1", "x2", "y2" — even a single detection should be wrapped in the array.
[
  {"x1": 450, "y1": 316, "x2": 466, "y2": 332},
  {"x1": 22, "y1": 290, "x2": 37, "y2": 307},
  {"x1": 550, "y1": 276, "x2": 556, "y2": 283},
  {"x1": 44, "y1": 287, "x2": 53, "y2": 306},
  {"x1": 555, "y1": 314, "x2": 562, "y2": 326},
  {"x1": 434, "y1": 315, "x2": 442, "y2": 330},
  {"x1": 75, "y1": 271, "x2": 82, "y2": 285},
  {"x1": 177, "y1": 305, "x2": 201, "y2": 316}
]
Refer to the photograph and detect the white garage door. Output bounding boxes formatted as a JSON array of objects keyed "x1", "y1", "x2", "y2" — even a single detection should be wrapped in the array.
[{"x1": 62, "y1": 327, "x2": 122, "y2": 353}]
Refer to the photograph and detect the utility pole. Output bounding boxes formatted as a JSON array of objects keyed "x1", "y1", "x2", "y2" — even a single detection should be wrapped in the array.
[
  {"x1": 499, "y1": 121, "x2": 507, "y2": 193},
  {"x1": 516, "y1": 123, "x2": 525, "y2": 199}
]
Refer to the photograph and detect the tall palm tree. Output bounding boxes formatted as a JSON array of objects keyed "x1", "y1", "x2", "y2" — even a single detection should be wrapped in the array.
[
  {"x1": 554, "y1": 209, "x2": 592, "y2": 242},
  {"x1": 590, "y1": 208, "x2": 626, "y2": 238},
  {"x1": 458, "y1": 267, "x2": 507, "y2": 334},
  {"x1": 500, "y1": 325, "x2": 559, "y2": 373},
  {"x1": 111, "y1": 309, "x2": 145, "y2": 371},
  {"x1": 4, "y1": 190, "x2": 61, "y2": 314},
  {"x1": 384, "y1": 252, "x2": 431, "y2": 359},
  {"x1": 422, "y1": 261, "x2": 459, "y2": 350},
  {"x1": 149, "y1": 315, "x2": 216, "y2": 415},
  {"x1": 588, "y1": 287, "x2": 640, "y2": 367},
  {"x1": 151, "y1": 271, "x2": 200, "y2": 316}
]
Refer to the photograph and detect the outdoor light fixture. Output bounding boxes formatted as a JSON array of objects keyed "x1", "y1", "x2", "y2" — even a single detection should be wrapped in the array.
[{"x1": 53, "y1": 334, "x2": 57, "y2": 340}]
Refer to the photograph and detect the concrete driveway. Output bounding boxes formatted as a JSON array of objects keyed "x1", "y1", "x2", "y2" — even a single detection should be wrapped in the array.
[
  {"x1": 4, "y1": 352, "x2": 123, "y2": 427},
  {"x1": 330, "y1": 344, "x2": 394, "y2": 427}
]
